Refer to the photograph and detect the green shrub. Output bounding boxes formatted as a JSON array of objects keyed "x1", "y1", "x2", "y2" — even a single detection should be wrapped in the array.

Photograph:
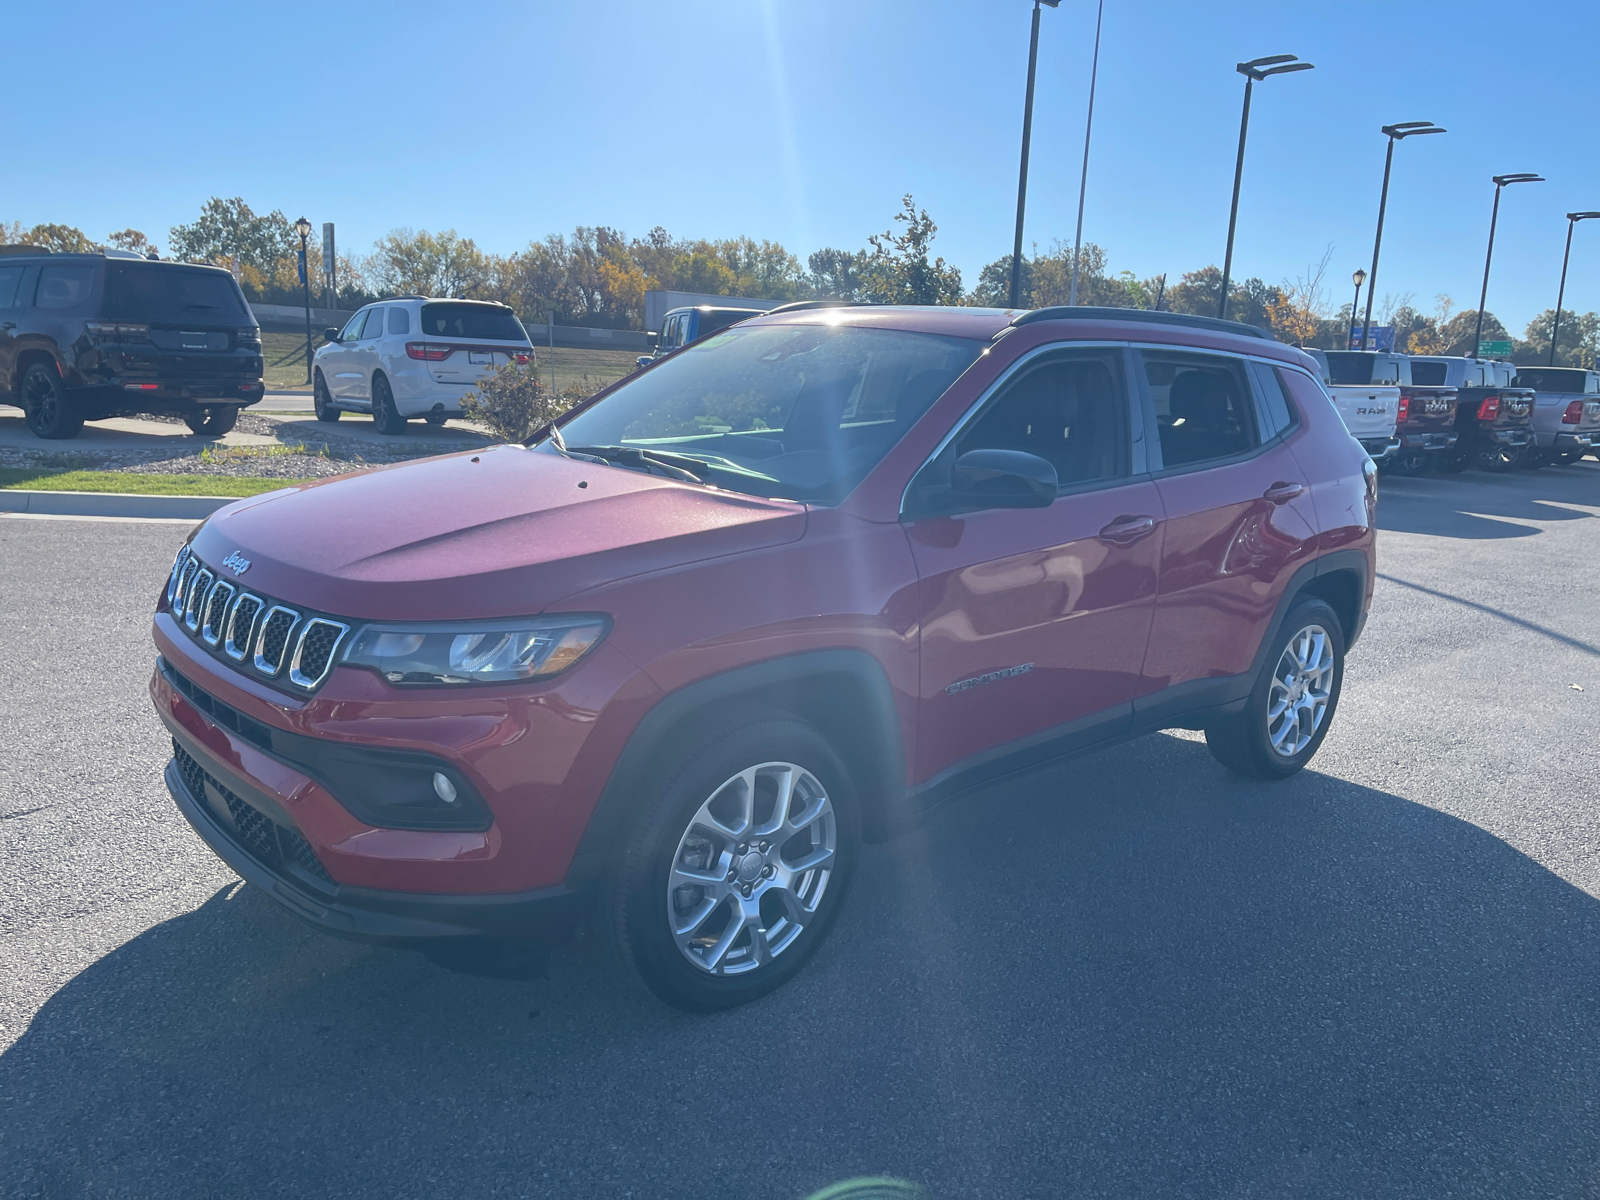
[{"x1": 462, "y1": 363, "x2": 600, "y2": 443}]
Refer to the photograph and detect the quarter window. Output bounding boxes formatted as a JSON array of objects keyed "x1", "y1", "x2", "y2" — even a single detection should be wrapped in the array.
[
  {"x1": 1249, "y1": 360, "x2": 1297, "y2": 438},
  {"x1": 387, "y1": 307, "x2": 410, "y2": 335},
  {"x1": 955, "y1": 350, "x2": 1128, "y2": 487},
  {"x1": 1143, "y1": 351, "x2": 1258, "y2": 468}
]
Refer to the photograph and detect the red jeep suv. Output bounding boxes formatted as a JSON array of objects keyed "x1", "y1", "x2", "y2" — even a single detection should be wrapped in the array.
[{"x1": 150, "y1": 305, "x2": 1376, "y2": 1010}]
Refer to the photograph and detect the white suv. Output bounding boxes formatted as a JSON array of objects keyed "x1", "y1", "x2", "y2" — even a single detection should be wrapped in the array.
[{"x1": 311, "y1": 297, "x2": 535, "y2": 433}]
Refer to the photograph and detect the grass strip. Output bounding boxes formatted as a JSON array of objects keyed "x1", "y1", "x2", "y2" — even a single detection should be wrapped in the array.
[{"x1": 0, "y1": 469, "x2": 314, "y2": 497}]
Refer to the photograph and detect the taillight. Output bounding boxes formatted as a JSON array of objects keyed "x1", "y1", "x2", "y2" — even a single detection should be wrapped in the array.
[
  {"x1": 1477, "y1": 395, "x2": 1500, "y2": 421},
  {"x1": 1396, "y1": 393, "x2": 1410, "y2": 423},
  {"x1": 405, "y1": 343, "x2": 453, "y2": 361},
  {"x1": 1563, "y1": 401, "x2": 1584, "y2": 424},
  {"x1": 87, "y1": 320, "x2": 150, "y2": 343},
  {"x1": 513, "y1": 349, "x2": 533, "y2": 365}
]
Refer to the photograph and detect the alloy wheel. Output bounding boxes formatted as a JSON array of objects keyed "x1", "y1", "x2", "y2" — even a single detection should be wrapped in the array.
[
  {"x1": 1267, "y1": 623, "x2": 1335, "y2": 758},
  {"x1": 23, "y1": 371, "x2": 59, "y2": 426},
  {"x1": 666, "y1": 761, "x2": 836, "y2": 976}
]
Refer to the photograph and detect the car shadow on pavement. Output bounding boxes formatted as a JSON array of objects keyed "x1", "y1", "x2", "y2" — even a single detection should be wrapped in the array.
[
  {"x1": 1378, "y1": 462, "x2": 1600, "y2": 540},
  {"x1": 5, "y1": 732, "x2": 1600, "y2": 1198}
]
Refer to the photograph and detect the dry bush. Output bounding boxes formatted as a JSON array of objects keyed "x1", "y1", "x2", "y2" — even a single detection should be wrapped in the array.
[{"x1": 462, "y1": 363, "x2": 601, "y2": 443}]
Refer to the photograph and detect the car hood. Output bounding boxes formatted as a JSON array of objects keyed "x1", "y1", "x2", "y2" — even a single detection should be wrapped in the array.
[{"x1": 189, "y1": 446, "x2": 807, "y2": 620}]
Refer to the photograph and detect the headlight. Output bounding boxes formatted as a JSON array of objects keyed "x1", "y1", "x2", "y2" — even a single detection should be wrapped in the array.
[{"x1": 342, "y1": 615, "x2": 609, "y2": 685}]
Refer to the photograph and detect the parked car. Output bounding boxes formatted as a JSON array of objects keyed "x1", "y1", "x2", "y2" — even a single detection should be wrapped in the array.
[
  {"x1": 151, "y1": 304, "x2": 1375, "y2": 1011},
  {"x1": 1513, "y1": 365, "x2": 1600, "y2": 465},
  {"x1": 634, "y1": 305, "x2": 765, "y2": 368},
  {"x1": 1379, "y1": 356, "x2": 1460, "y2": 475},
  {"x1": 0, "y1": 249, "x2": 264, "y2": 439},
  {"x1": 313, "y1": 297, "x2": 535, "y2": 434},
  {"x1": 1409, "y1": 357, "x2": 1535, "y2": 472},
  {"x1": 1306, "y1": 349, "x2": 1402, "y2": 462}
]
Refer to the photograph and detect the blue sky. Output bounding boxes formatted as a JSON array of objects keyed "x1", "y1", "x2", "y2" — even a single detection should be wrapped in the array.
[{"x1": 5, "y1": 0, "x2": 1597, "y2": 333}]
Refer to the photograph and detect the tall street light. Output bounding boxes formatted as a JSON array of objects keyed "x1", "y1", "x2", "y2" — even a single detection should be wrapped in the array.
[
  {"x1": 1218, "y1": 53, "x2": 1313, "y2": 320},
  {"x1": 1349, "y1": 268, "x2": 1366, "y2": 348},
  {"x1": 1473, "y1": 174, "x2": 1543, "y2": 357},
  {"x1": 1550, "y1": 211, "x2": 1600, "y2": 365},
  {"x1": 1360, "y1": 121, "x2": 1445, "y2": 349},
  {"x1": 294, "y1": 215, "x2": 314, "y2": 386},
  {"x1": 1009, "y1": 0, "x2": 1060, "y2": 309},
  {"x1": 1066, "y1": 0, "x2": 1105, "y2": 306}
]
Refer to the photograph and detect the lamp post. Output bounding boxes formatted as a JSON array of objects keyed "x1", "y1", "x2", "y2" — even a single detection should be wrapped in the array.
[
  {"x1": 1066, "y1": 0, "x2": 1105, "y2": 306},
  {"x1": 1008, "y1": 0, "x2": 1060, "y2": 309},
  {"x1": 1360, "y1": 121, "x2": 1445, "y2": 349},
  {"x1": 294, "y1": 216, "x2": 313, "y2": 386},
  {"x1": 1550, "y1": 211, "x2": 1600, "y2": 365},
  {"x1": 1217, "y1": 53, "x2": 1313, "y2": 320},
  {"x1": 1349, "y1": 268, "x2": 1367, "y2": 349},
  {"x1": 1473, "y1": 174, "x2": 1543, "y2": 358}
]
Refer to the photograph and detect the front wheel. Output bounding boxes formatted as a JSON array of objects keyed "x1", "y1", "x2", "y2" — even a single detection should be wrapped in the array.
[
  {"x1": 604, "y1": 716, "x2": 859, "y2": 1012},
  {"x1": 20, "y1": 364, "x2": 83, "y2": 439},
  {"x1": 184, "y1": 405, "x2": 238, "y2": 436},
  {"x1": 371, "y1": 374, "x2": 408, "y2": 435},
  {"x1": 313, "y1": 371, "x2": 341, "y2": 422},
  {"x1": 1205, "y1": 598, "x2": 1346, "y2": 779}
]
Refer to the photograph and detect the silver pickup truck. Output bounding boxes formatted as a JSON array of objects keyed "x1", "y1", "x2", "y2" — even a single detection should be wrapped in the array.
[
  {"x1": 1307, "y1": 349, "x2": 1402, "y2": 462},
  {"x1": 1512, "y1": 366, "x2": 1600, "y2": 465}
]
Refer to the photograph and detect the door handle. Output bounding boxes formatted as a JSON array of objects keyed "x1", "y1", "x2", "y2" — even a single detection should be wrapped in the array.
[
  {"x1": 1, "y1": 322, "x2": 15, "y2": 330},
  {"x1": 1263, "y1": 481, "x2": 1305, "y2": 504},
  {"x1": 1097, "y1": 514, "x2": 1157, "y2": 545}
]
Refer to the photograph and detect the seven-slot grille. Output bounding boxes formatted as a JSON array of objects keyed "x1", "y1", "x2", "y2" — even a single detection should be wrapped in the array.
[{"x1": 167, "y1": 545, "x2": 350, "y2": 692}]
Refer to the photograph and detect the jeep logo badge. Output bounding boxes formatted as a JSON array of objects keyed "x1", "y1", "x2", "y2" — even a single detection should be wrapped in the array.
[{"x1": 222, "y1": 551, "x2": 252, "y2": 576}]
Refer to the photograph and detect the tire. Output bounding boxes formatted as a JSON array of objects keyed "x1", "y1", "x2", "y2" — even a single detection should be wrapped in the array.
[
  {"x1": 1205, "y1": 597, "x2": 1346, "y2": 780},
  {"x1": 1382, "y1": 452, "x2": 1428, "y2": 476},
  {"x1": 371, "y1": 374, "x2": 408, "y2": 435},
  {"x1": 1434, "y1": 448, "x2": 1469, "y2": 473},
  {"x1": 1477, "y1": 442, "x2": 1517, "y2": 472},
  {"x1": 313, "y1": 371, "x2": 341, "y2": 422},
  {"x1": 423, "y1": 412, "x2": 447, "y2": 427},
  {"x1": 603, "y1": 715, "x2": 860, "y2": 1012},
  {"x1": 20, "y1": 363, "x2": 84, "y2": 440},
  {"x1": 184, "y1": 405, "x2": 238, "y2": 436}
]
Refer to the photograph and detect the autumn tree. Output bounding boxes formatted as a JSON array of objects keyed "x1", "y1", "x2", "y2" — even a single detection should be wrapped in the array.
[{"x1": 106, "y1": 228, "x2": 159, "y2": 257}]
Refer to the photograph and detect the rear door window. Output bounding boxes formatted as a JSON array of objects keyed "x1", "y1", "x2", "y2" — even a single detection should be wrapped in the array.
[
  {"x1": 35, "y1": 264, "x2": 97, "y2": 310},
  {"x1": 1142, "y1": 351, "x2": 1259, "y2": 469},
  {"x1": 1249, "y1": 360, "x2": 1297, "y2": 438},
  {"x1": 1409, "y1": 360, "x2": 1448, "y2": 386},
  {"x1": 0, "y1": 266, "x2": 22, "y2": 309}
]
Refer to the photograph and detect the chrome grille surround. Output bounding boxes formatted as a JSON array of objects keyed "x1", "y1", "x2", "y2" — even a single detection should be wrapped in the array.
[
  {"x1": 288, "y1": 619, "x2": 351, "y2": 690},
  {"x1": 253, "y1": 605, "x2": 301, "y2": 677},
  {"x1": 183, "y1": 569, "x2": 215, "y2": 631},
  {"x1": 174, "y1": 555, "x2": 201, "y2": 612},
  {"x1": 167, "y1": 545, "x2": 192, "y2": 607},
  {"x1": 200, "y1": 581, "x2": 236, "y2": 646},
  {"x1": 223, "y1": 594, "x2": 264, "y2": 661}
]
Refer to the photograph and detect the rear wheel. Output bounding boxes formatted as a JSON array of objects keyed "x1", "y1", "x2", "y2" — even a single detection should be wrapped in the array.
[
  {"x1": 1434, "y1": 447, "x2": 1469, "y2": 473},
  {"x1": 604, "y1": 715, "x2": 859, "y2": 1012},
  {"x1": 423, "y1": 412, "x2": 447, "y2": 427},
  {"x1": 372, "y1": 373, "x2": 407, "y2": 435},
  {"x1": 1205, "y1": 597, "x2": 1345, "y2": 779},
  {"x1": 184, "y1": 405, "x2": 238, "y2": 436},
  {"x1": 20, "y1": 363, "x2": 83, "y2": 439},
  {"x1": 1477, "y1": 441, "x2": 1519, "y2": 472},
  {"x1": 1381, "y1": 451, "x2": 1428, "y2": 476},
  {"x1": 313, "y1": 371, "x2": 341, "y2": 422}
]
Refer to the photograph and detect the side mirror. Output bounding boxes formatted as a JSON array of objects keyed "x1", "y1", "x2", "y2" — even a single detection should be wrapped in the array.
[
  {"x1": 950, "y1": 449, "x2": 1058, "y2": 509},
  {"x1": 322, "y1": 327, "x2": 340, "y2": 343}
]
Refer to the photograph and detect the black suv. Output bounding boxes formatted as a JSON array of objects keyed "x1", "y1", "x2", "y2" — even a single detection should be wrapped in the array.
[{"x1": 0, "y1": 249, "x2": 265, "y2": 439}]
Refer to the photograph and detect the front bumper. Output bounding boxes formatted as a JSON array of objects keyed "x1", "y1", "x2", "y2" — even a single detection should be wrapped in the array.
[
  {"x1": 1360, "y1": 436, "x2": 1402, "y2": 462},
  {"x1": 164, "y1": 728, "x2": 582, "y2": 946}
]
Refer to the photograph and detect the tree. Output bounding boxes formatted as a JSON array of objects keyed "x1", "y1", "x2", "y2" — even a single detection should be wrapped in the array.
[
  {"x1": 1266, "y1": 246, "x2": 1334, "y2": 346},
  {"x1": 106, "y1": 228, "x2": 158, "y2": 257},
  {"x1": 365, "y1": 228, "x2": 491, "y2": 299},
  {"x1": 808, "y1": 247, "x2": 870, "y2": 302},
  {"x1": 1437, "y1": 308, "x2": 1508, "y2": 357},
  {"x1": 15, "y1": 223, "x2": 99, "y2": 253},
  {"x1": 1518, "y1": 308, "x2": 1600, "y2": 367},
  {"x1": 857, "y1": 195, "x2": 963, "y2": 306},
  {"x1": 168, "y1": 197, "x2": 295, "y2": 276}
]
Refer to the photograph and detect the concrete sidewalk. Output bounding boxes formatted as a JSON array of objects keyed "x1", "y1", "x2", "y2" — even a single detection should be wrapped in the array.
[{"x1": 0, "y1": 488, "x2": 237, "y2": 520}]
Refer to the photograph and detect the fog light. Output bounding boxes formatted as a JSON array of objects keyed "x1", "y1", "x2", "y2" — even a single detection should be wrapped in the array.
[{"x1": 432, "y1": 772, "x2": 458, "y2": 804}]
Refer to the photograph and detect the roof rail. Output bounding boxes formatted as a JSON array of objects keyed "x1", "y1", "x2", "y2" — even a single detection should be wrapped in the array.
[
  {"x1": 1012, "y1": 305, "x2": 1275, "y2": 341},
  {"x1": 765, "y1": 299, "x2": 861, "y2": 314},
  {"x1": 0, "y1": 244, "x2": 50, "y2": 257}
]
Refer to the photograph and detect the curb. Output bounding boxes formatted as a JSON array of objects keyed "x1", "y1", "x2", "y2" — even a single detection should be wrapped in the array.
[{"x1": 0, "y1": 489, "x2": 237, "y2": 520}]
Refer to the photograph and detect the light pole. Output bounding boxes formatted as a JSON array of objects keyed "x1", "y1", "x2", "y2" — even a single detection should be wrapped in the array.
[
  {"x1": 1066, "y1": 0, "x2": 1105, "y2": 306},
  {"x1": 1008, "y1": 0, "x2": 1060, "y2": 309},
  {"x1": 1349, "y1": 268, "x2": 1366, "y2": 349},
  {"x1": 1473, "y1": 174, "x2": 1543, "y2": 358},
  {"x1": 1360, "y1": 121, "x2": 1445, "y2": 349},
  {"x1": 1218, "y1": 53, "x2": 1313, "y2": 320},
  {"x1": 294, "y1": 215, "x2": 313, "y2": 386},
  {"x1": 1550, "y1": 211, "x2": 1600, "y2": 365}
]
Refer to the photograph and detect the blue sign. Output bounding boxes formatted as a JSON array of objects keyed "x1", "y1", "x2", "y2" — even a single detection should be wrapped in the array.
[
  {"x1": 1348, "y1": 325, "x2": 1394, "y2": 351},
  {"x1": 297, "y1": 248, "x2": 307, "y2": 285}
]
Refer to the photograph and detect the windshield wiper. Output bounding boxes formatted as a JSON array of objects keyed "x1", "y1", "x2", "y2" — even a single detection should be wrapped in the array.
[{"x1": 566, "y1": 445, "x2": 702, "y2": 484}]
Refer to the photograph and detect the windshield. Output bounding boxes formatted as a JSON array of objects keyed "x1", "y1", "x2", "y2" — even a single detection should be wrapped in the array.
[
  {"x1": 104, "y1": 263, "x2": 251, "y2": 324},
  {"x1": 1514, "y1": 367, "x2": 1588, "y2": 392},
  {"x1": 550, "y1": 322, "x2": 983, "y2": 504},
  {"x1": 418, "y1": 302, "x2": 527, "y2": 341}
]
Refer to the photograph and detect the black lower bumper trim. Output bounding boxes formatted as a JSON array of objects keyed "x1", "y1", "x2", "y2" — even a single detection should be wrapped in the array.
[{"x1": 163, "y1": 736, "x2": 584, "y2": 947}]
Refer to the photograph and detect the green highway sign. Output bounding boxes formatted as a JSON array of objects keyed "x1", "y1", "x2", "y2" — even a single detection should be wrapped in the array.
[{"x1": 1478, "y1": 340, "x2": 1513, "y2": 357}]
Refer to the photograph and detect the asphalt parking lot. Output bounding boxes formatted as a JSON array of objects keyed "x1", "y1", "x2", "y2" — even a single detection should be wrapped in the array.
[{"x1": 3, "y1": 464, "x2": 1599, "y2": 1199}]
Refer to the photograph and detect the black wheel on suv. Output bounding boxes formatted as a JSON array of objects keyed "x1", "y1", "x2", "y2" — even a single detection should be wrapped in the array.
[
  {"x1": 372, "y1": 374, "x2": 408, "y2": 435},
  {"x1": 313, "y1": 371, "x2": 341, "y2": 422},
  {"x1": 1205, "y1": 597, "x2": 1346, "y2": 780},
  {"x1": 604, "y1": 715, "x2": 860, "y2": 1012},
  {"x1": 184, "y1": 405, "x2": 238, "y2": 436},
  {"x1": 20, "y1": 363, "x2": 84, "y2": 440}
]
